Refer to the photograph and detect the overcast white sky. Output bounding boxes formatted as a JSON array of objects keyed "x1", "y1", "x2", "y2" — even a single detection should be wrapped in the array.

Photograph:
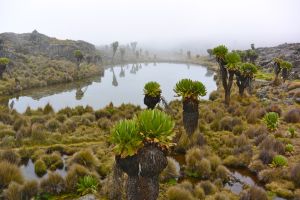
[{"x1": 0, "y1": 0, "x2": 300, "y2": 50}]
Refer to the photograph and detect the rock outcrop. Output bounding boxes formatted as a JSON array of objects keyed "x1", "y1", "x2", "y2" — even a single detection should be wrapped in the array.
[
  {"x1": 0, "y1": 30, "x2": 99, "y2": 62},
  {"x1": 256, "y1": 43, "x2": 300, "y2": 77}
]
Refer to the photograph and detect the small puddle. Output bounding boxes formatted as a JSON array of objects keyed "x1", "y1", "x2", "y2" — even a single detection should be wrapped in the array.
[
  {"x1": 171, "y1": 153, "x2": 287, "y2": 200},
  {"x1": 20, "y1": 155, "x2": 68, "y2": 181}
]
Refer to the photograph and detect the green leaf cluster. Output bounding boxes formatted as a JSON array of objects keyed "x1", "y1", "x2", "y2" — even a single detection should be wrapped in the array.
[
  {"x1": 77, "y1": 175, "x2": 99, "y2": 195},
  {"x1": 273, "y1": 58, "x2": 292, "y2": 70},
  {"x1": 272, "y1": 155, "x2": 287, "y2": 167},
  {"x1": 212, "y1": 45, "x2": 228, "y2": 60},
  {"x1": 110, "y1": 119, "x2": 142, "y2": 158},
  {"x1": 0, "y1": 57, "x2": 10, "y2": 65},
  {"x1": 225, "y1": 52, "x2": 241, "y2": 71},
  {"x1": 263, "y1": 112, "x2": 279, "y2": 131},
  {"x1": 174, "y1": 79, "x2": 207, "y2": 101},
  {"x1": 74, "y1": 50, "x2": 83, "y2": 58},
  {"x1": 143, "y1": 81, "x2": 162, "y2": 97},
  {"x1": 239, "y1": 62, "x2": 258, "y2": 78},
  {"x1": 111, "y1": 109, "x2": 175, "y2": 158},
  {"x1": 137, "y1": 109, "x2": 175, "y2": 145}
]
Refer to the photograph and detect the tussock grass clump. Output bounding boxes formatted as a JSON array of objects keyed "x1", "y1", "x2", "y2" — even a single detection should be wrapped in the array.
[
  {"x1": 0, "y1": 149, "x2": 21, "y2": 165},
  {"x1": 63, "y1": 118, "x2": 77, "y2": 133},
  {"x1": 291, "y1": 163, "x2": 300, "y2": 186},
  {"x1": 66, "y1": 164, "x2": 98, "y2": 191},
  {"x1": 41, "y1": 152, "x2": 64, "y2": 170},
  {"x1": 216, "y1": 165, "x2": 230, "y2": 182},
  {"x1": 244, "y1": 103, "x2": 266, "y2": 123},
  {"x1": 31, "y1": 123, "x2": 46, "y2": 141},
  {"x1": 34, "y1": 159, "x2": 47, "y2": 177},
  {"x1": 167, "y1": 185, "x2": 195, "y2": 200},
  {"x1": 199, "y1": 180, "x2": 217, "y2": 195},
  {"x1": 40, "y1": 172, "x2": 66, "y2": 195},
  {"x1": 259, "y1": 149, "x2": 275, "y2": 164},
  {"x1": 240, "y1": 186, "x2": 268, "y2": 200},
  {"x1": 13, "y1": 117, "x2": 28, "y2": 131},
  {"x1": 0, "y1": 112, "x2": 13, "y2": 125},
  {"x1": 259, "y1": 135, "x2": 285, "y2": 154},
  {"x1": 284, "y1": 108, "x2": 300, "y2": 123},
  {"x1": 266, "y1": 104, "x2": 282, "y2": 116},
  {"x1": 69, "y1": 149, "x2": 98, "y2": 169},
  {"x1": 43, "y1": 103, "x2": 54, "y2": 114},
  {"x1": 0, "y1": 161, "x2": 24, "y2": 189},
  {"x1": 46, "y1": 118, "x2": 61, "y2": 132},
  {"x1": 3, "y1": 182, "x2": 22, "y2": 200},
  {"x1": 160, "y1": 157, "x2": 180, "y2": 182},
  {"x1": 244, "y1": 125, "x2": 267, "y2": 139},
  {"x1": 22, "y1": 180, "x2": 39, "y2": 199},
  {"x1": 97, "y1": 118, "x2": 112, "y2": 130}
]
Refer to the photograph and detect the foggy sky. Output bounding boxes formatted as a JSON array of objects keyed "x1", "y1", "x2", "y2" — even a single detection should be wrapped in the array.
[{"x1": 1, "y1": 0, "x2": 300, "y2": 50}]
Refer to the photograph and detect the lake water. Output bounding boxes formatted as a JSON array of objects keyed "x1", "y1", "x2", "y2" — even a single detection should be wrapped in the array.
[{"x1": 9, "y1": 63, "x2": 217, "y2": 113}]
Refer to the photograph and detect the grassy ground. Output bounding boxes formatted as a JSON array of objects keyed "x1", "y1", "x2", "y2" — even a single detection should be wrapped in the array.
[{"x1": 0, "y1": 79, "x2": 300, "y2": 199}]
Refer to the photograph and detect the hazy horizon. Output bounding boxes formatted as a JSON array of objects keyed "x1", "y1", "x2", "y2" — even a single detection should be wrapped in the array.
[{"x1": 1, "y1": 0, "x2": 300, "y2": 52}]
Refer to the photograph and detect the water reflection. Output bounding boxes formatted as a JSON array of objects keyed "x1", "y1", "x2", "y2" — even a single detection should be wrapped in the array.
[
  {"x1": 111, "y1": 67, "x2": 118, "y2": 87},
  {"x1": 205, "y1": 68, "x2": 214, "y2": 77},
  {"x1": 119, "y1": 65, "x2": 125, "y2": 78},
  {"x1": 8, "y1": 63, "x2": 217, "y2": 112}
]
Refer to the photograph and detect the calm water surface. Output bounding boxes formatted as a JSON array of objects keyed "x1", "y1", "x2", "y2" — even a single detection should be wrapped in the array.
[{"x1": 9, "y1": 63, "x2": 217, "y2": 112}]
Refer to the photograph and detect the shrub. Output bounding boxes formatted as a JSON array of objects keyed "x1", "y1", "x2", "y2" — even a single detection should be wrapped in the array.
[
  {"x1": 291, "y1": 163, "x2": 300, "y2": 186},
  {"x1": 34, "y1": 159, "x2": 47, "y2": 177},
  {"x1": 284, "y1": 108, "x2": 300, "y2": 123},
  {"x1": 0, "y1": 149, "x2": 21, "y2": 165},
  {"x1": 240, "y1": 186, "x2": 268, "y2": 200},
  {"x1": 167, "y1": 186, "x2": 195, "y2": 200},
  {"x1": 160, "y1": 157, "x2": 180, "y2": 182},
  {"x1": 13, "y1": 118, "x2": 27, "y2": 131},
  {"x1": 40, "y1": 172, "x2": 66, "y2": 195},
  {"x1": 143, "y1": 81, "x2": 161, "y2": 97},
  {"x1": 0, "y1": 161, "x2": 24, "y2": 189},
  {"x1": 69, "y1": 149, "x2": 98, "y2": 169},
  {"x1": 272, "y1": 155, "x2": 287, "y2": 167},
  {"x1": 263, "y1": 112, "x2": 279, "y2": 131},
  {"x1": 77, "y1": 175, "x2": 99, "y2": 195},
  {"x1": 219, "y1": 116, "x2": 234, "y2": 131},
  {"x1": 285, "y1": 144, "x2": 294, "y2": 153}
]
